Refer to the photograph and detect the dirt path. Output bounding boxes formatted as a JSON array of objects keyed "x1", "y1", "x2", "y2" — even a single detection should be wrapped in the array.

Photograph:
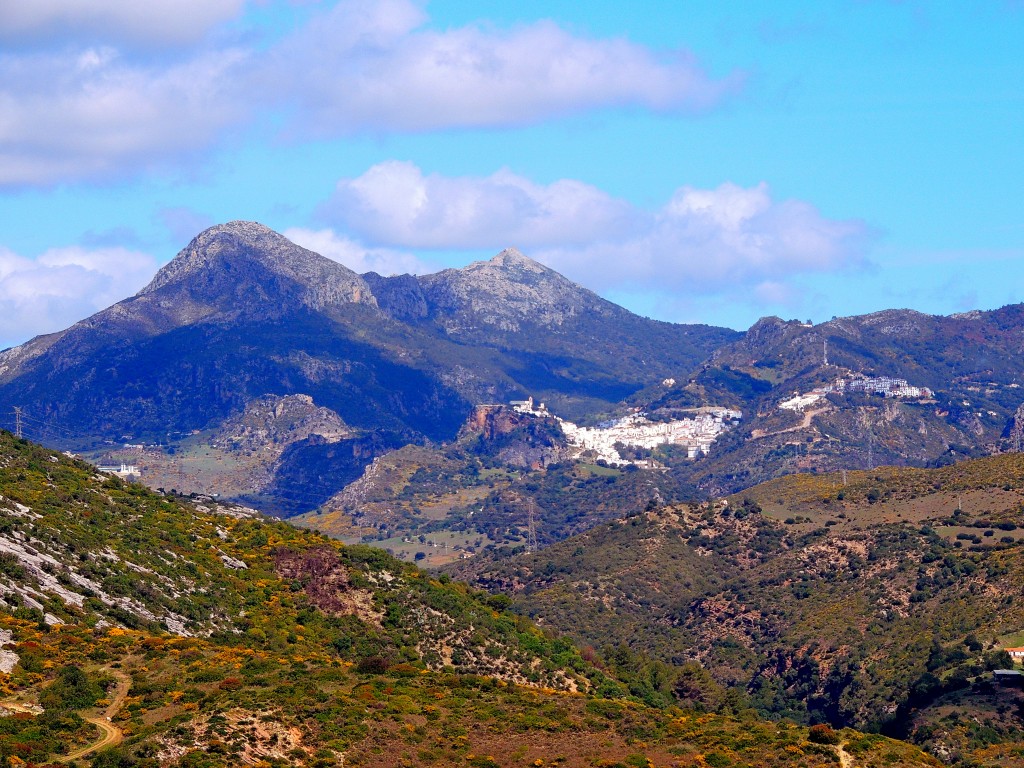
[
  {"x1": 836, "y1": 741, "x2": 855, "y2": 768},
  {"x1": 60, "y1": 668, "x2": 131, "y2": 763},
  {"x1": 749, "y1": 407, "x2": 828, "y2": 440}
]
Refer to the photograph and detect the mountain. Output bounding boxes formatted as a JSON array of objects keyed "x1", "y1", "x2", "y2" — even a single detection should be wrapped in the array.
[
  {"x1": 0, "y1": 431, "x2": 941, "y2": 767},
  {"x1": 5, "y1": 220, "x2": 1024, "y2": 520},
  {"x1": 644, "y1": 309, "x2": 1024, "y2": 496},
  {"x1": 451, "y1": 453, "x2": 1024, "y2": 765},
  {"x1": 0, "y1": 222, "x2": 736, "y2": 514}
]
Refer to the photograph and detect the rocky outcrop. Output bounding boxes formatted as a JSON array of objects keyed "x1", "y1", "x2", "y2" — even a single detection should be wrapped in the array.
[
  {"x1": 1003, "y1": 403, "x2": 1024, "y2": 450},
  {"x1": 462, "y1": 404, "x2": 533, "y2": 441},
  {"x1": 461, "y1": 404, "x2": 568, "y2": 469},
  {"x1": 362, "y1": 272, "x2": 429, "y2": 321},
  {"x1": 213, "y1": 394, "x2": 352, "y2": 454}
]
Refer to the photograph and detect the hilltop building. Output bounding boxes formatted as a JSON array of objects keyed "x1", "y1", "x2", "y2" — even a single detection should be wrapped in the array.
[
  {"x1": 780, "y1": 374, "x2": 933, "y2": 411},
  {"x1": 97, "y1": 463, "x2": 141, "y2": 479},
  {"x1": 510, "y1": 396, "x2": 547, "y2": 414}
]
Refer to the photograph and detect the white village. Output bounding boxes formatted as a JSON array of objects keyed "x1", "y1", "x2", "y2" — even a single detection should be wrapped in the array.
[
  {"x1": 509, "y1": 396, "x2": 742, "y2": 466},
  {"x1": 778, "y1": 375, "x2": 933, "y2": 412}
]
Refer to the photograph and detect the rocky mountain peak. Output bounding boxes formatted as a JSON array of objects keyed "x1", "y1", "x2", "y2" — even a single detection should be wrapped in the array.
[
  {"x1": 487, "y1": 247, "x2": 548, "y2": 272},
  {"x1": 418, "y1": 247, "x2": 614, "y2": 333},
  {"x1": 141, "y1": 221, "x2": 376, "y2": 312}
]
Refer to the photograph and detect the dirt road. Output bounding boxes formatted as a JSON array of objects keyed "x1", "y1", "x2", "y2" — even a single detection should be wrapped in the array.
[
  {"x1": 749, "y1": 406, "x2": 828, "y2": 440},
  {"x1": 60, "y1": 668, "x2": 131, "y2": 763}
]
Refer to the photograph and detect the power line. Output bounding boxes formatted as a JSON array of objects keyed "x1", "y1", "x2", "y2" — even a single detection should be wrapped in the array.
[{"x1": 12, "y1": 407, "x2": 22, "y2": 439}]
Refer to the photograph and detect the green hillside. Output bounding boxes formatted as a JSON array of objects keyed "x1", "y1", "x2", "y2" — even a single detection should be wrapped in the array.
[
  {"x1": 454, "y1": 454, "x2": 1024, "y2": 765},
  {"x1": 291, "y1": 434, "x2": 693, "y2": 565},
  {"x1": 0, "y1": 431, "x2": 940, "y2": 766}
]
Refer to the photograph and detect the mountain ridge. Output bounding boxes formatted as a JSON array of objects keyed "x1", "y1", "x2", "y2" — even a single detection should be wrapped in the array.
[{"x1": 0, "y1": 222, "x2": 735, "y2": 513}]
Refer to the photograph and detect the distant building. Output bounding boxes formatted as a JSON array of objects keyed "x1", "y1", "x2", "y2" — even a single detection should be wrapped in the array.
[
  {"x1": 1006, "y1": 646, "x2": 1024, "y2": 661},
  {"x1": 994, "y1": 669, "x2": 1023, "y2": 686},
  {"x1": 510, "y1": 396, "x2": 547, "y2": 414},
  {"x1": 97, "y1": 464, "x2": 141, "y2": 479}
]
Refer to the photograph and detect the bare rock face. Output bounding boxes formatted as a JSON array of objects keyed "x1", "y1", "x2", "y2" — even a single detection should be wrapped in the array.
[
  {"x1": 462, "y1": 404, "x2": 537, "y2": 441},
  {"x1": 418, "y1": 248, "x2": 618, "y2": 334},
  {"x1": 1003, "y1": 403, "x2": 1024, "y2": 450},
  {"x1": 361, "y1": 272, "x2": 429, "y2": 322},
  {"x1": 461, "y1": 404, "x2": 568, "y2": 468}
]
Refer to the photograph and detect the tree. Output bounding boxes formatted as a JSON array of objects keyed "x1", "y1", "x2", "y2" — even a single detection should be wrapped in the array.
[{"x1": 39, "y1": 665, "x2": 103, "y2": 711}]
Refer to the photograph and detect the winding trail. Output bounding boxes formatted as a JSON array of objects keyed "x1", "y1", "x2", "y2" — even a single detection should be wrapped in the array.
[
  {"x1": 836, "y1": 741, "x2": 855, "y2": 768},
  {"x1": 1, "y1": 667, "x2": 132, "y2": 763},
  {"x1": 60, "y1": 668, "x2": 131, "y2": 763}
]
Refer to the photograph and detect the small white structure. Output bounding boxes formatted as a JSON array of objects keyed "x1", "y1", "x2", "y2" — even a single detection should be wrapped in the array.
[{"x1": 97, "y1": 464, "x2": 140, "y2": 479}]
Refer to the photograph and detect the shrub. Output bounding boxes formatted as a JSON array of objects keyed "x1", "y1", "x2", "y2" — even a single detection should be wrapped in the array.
[
  {"x1": 39, "y1": 665, "x2": 103, "y2": 711},
  {"x1": 356, "y1": 655, "x2": 391, "y2": 674},
  {"x1": 808, "y1": 723, "x2": 840, "y2": 745}
]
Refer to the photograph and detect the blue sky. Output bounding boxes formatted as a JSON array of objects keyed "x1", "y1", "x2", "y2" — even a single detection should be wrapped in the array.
[{"x1": 0, "y1": 1, "x2": 1021, "y2": 348}]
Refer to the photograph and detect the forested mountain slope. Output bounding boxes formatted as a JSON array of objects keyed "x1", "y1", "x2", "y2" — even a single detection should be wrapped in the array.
[{"x1": 453, "y1": 455, "x2": 1024, "y2": 765}]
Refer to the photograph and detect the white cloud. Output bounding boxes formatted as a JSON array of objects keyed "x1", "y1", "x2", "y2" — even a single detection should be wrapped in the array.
[
  {"x1": 283, "y1": 227, "x2": 434, "y2": 276},
  {"x1": 0, "y1": 46, "x2": 247, "y2": 186},
  {"x1": 318, "y1": 162, "x2": 869, "y2": 298},
  {"x1": 0, "y1": 0, "x2": 740, "y2": 187},
  {"x1": 0, "y1": 245, "x2": 158, "y2": 349},
  {"x1": 0, "y1": 0, "x2": 248, "y2": 47},
  {"x1": 260, "y1": 0, "x2": 742, "y2": 134},
  {"x1": 322, "y1": 161, "x2": 639, "y2": 248},
  {"x1": 542, "y1": 182, "x2": 868, "y2": 291}
]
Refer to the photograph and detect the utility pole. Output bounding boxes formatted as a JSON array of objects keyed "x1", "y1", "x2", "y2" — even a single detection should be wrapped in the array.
[
  {"x1": 13, "y1": 407, "x2": 23, "y2": 439},
  {"x1": 823, "y1": 339, "x2": 828, "y2": 367},
  {"x1": 527, "y1": 498, "x2": 538, "y2": 553}
]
